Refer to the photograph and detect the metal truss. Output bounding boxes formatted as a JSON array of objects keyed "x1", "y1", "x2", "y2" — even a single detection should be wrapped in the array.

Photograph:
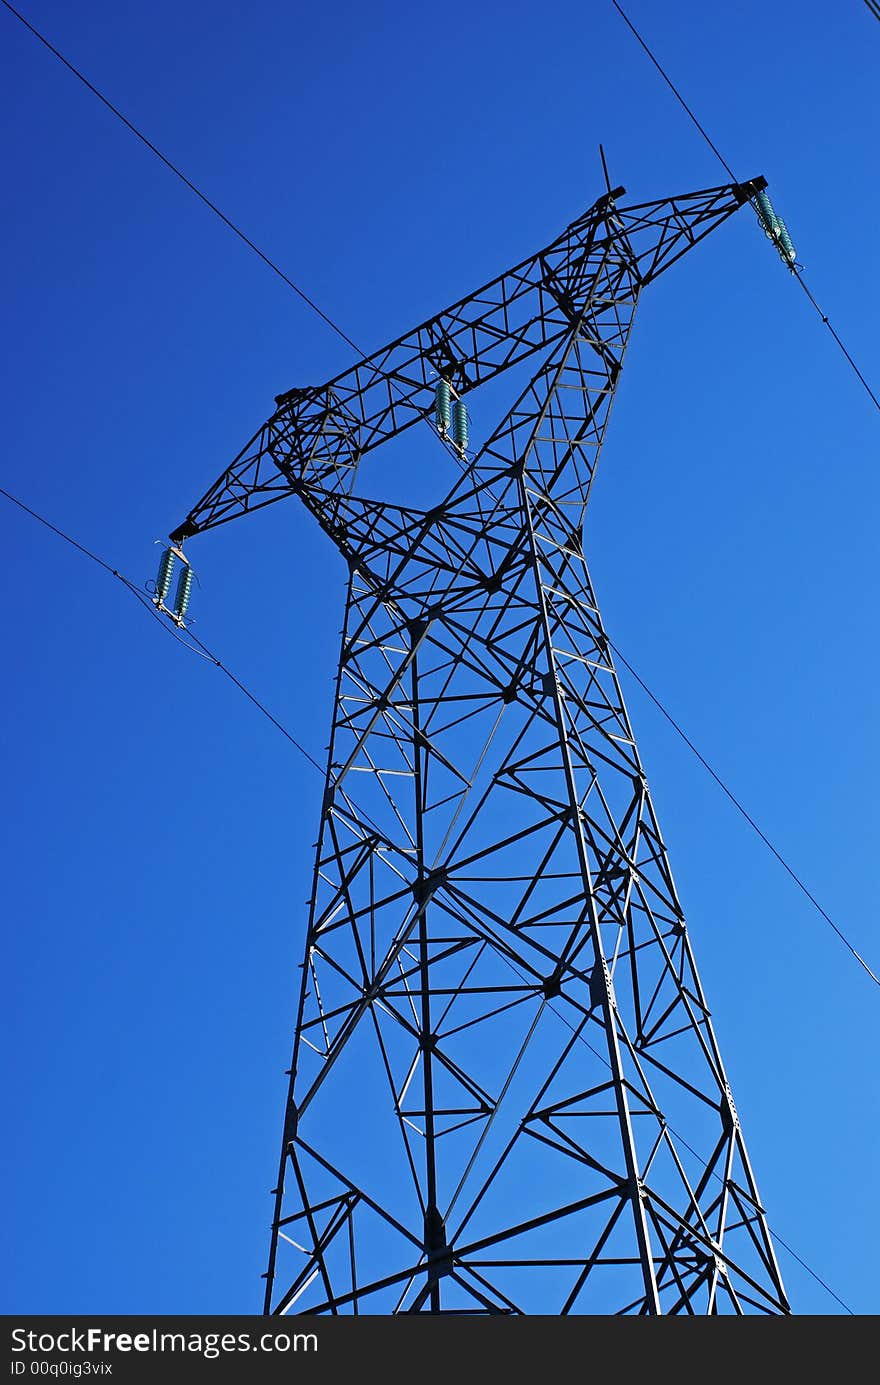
[{"x1": 172, "y1": 175, "x2": 789, "y2": 1314}]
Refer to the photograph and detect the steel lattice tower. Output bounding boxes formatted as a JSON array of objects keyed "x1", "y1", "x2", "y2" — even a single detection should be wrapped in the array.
[{"x1": 170, "y1": 175, "x2": 790, "y2": 1315}]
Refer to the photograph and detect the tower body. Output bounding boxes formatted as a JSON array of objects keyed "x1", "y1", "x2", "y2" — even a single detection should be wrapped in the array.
[{"x1": 172, "y1": 178, "x2": 788, "y2": 1315}]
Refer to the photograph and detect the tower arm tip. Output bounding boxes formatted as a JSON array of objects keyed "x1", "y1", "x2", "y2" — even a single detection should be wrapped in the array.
[
  {"x1": 169, "y1": 518, "x2": 199, "y2": 546},
  {"x1": 734, "y1": 174, "x2": 767, "y2": 200}
]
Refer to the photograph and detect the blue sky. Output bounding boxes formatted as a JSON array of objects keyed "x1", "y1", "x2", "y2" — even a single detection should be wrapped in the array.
[{"x1": 1, "y1": 0, "x2": 877, "y2": 1314}]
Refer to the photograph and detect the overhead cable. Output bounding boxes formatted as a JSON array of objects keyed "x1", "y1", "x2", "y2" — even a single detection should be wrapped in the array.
[
  {"x1": 610, "y1": 0, "x2": 880, "y2": 415},
  {"x1": 0, "y1": 0, "x2": 361, "y2": 353}
]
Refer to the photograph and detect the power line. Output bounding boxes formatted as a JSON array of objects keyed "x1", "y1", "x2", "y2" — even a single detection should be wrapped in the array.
[
  {"x1": 793, "y1": 272, "x2": 880, "y2": 411},
  {"x1": 6, "y1": 0, "x2": 876, "y2": 422},
  {"x1": 0, "y1": 1, "x2": 481, "y2": 486},
  {"x1": 14, "y1": 0, "x2": 875, "y2": 450},
  {"x1": 0, "y1": 482, "x2": 126, "y2": 584},
  {"x1": 0, "y1": 483, "x2": 324, "y2": 771},
  {"x1": 767, "y1": 1227, "x2": 854, "y2": 1315},
  {"x1": 187, "y1": 629, "x2": 325, "y2": 774},
  {"x1": 609, "y1": 1, "x2": 738, "y2": 179},
  {"x1": 611, "y1": 0, "x2": 880, "y2": 417},
  {"x1": 609, "y1": 638, "x2": 880, "y2": 989},
  {"x1": 0, "y1": 0, "x2": 361, "y2": 355}
]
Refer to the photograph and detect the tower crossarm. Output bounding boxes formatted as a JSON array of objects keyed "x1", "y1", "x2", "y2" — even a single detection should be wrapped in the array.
[{"x1": 169, "y1": 178, "x2": 763, "y2": 545}]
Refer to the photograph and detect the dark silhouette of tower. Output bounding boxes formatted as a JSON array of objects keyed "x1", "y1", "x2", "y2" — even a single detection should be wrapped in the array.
[{"x1": 170, "y1": 175, "x2": 789, "y2": 1314}]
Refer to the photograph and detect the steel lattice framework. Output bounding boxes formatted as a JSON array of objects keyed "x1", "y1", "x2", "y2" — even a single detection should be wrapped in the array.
[{"x1": 172, "y1": 175, "x2": 790, "y2": 1315}]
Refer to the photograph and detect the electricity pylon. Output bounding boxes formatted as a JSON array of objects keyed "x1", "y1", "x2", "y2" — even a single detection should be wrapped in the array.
[{"x1": 170, "y1": 175, "x2": 789, "y2": 1315}]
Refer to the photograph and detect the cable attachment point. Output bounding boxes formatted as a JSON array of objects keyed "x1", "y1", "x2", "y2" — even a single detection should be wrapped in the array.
[
  {"x1": 751, "y1": 186, "x2": 799, "y2": 271},
  {"x1": 432, "y1": 372, "x2": 472, "y2": 458},
  {"x1": 151, "y1": 541, "x2": 196, "y2": 627}
]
